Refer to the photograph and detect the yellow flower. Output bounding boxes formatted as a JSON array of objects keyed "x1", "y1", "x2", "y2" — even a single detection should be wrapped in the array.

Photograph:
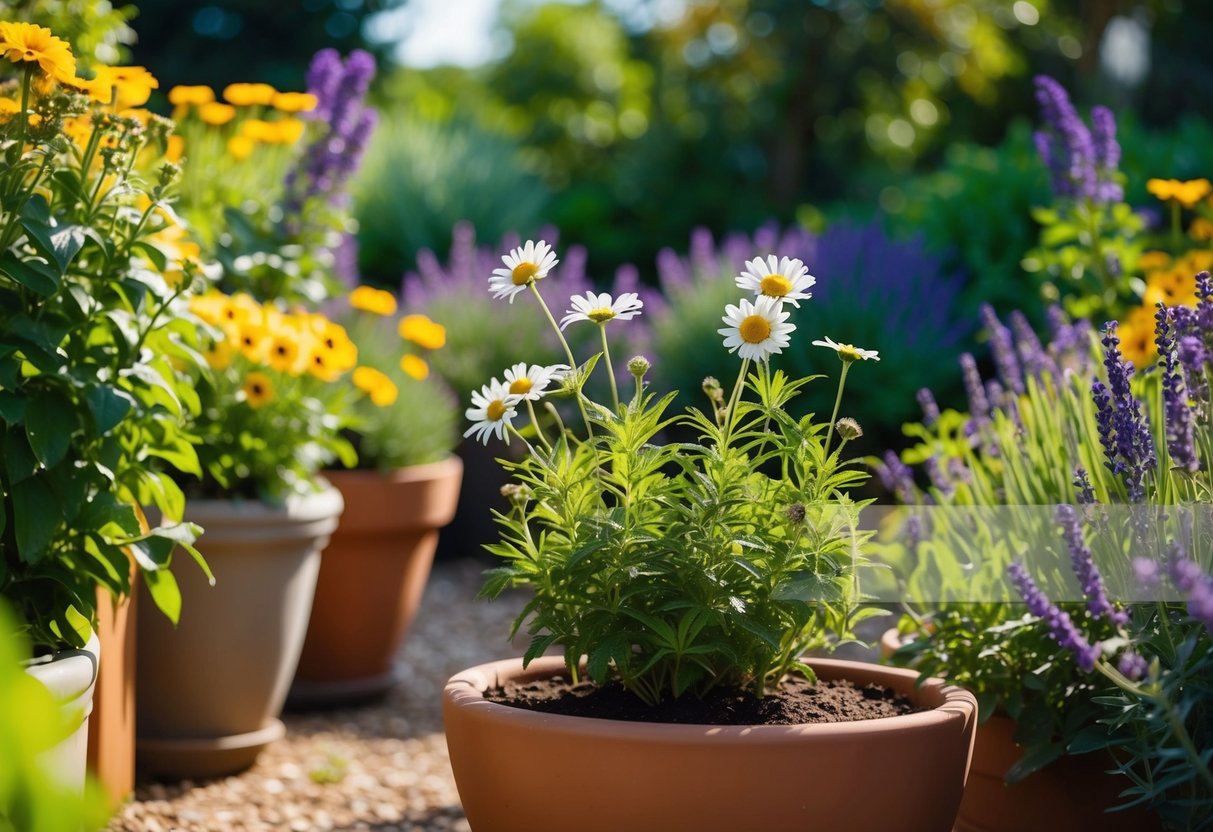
[
  {"x1": 398, "y1": 314, "x2": 446, "y2": 350},
  {"x1": 272, "y1": 91, "x2": 318, "y2": 113},
  {"x1": 274, "y1": 117, "x2": 305, "y2": 144},
  {"x1": 1190, "y1": 217, "x2": 1213, "y2": 242},
  {"x1": 400, "y1": 354, "x2": 429, "y2": 380},
  {"x1": 0, "y1": 97, "x2": 19, "y2": 122},
  {"x1": 204, "y1": 337, "x2": 233, "y2": 370},
  {"x1": 168, "y1": 84, "x2": 214, "y2": 107},
  {"x1": 166, "y1": 134, "x2": 185, "y2": 163},
  {"x1": 199, "y1": 102, "x2": 237, "y2": 126},
  {"x1": 266, "y1": 333, "x2": 302, "y2": 373},
  {"x1": 236, "y1": 322, "x2": 269, "y2": 363},
  {"x1": 349, "y1": 286, "x2": 398, "y2": 316},
  {"x1": 1144, "y1": 269, "x2": 1197, "y2": 309},
  {"x1": 227, "y1": 134, "x2": 255, "y2": 161},
  {"x1": 1147, "y1": 178, "x2": 1212, "y2": 208},
  {"x1": 91, "y1": 65, "x2": 159, "y2": 109},
  {"x1": 223, "y1": 82, "x2": 277, "y2": 107},
  {"x1": 189, "y1": 291, "x2": 227, "y2": 325},
  {"x1": 0, "y1": 22, "x2": 76, "y2": 84},
  {"x1": 239, "y1": 118, "x2": 277, "y2": 142},
  {"x1": 242, "y1": 372, "x2": 274, "y2": 408},
  {"x1": 1138, "y1": 250, "x2": 1171, "y2": 272},
  {"x1": 1117, "y1": 305, "x2": 1158, "y2": 369},
  {"x1": 353, "y1": 366, "x2": 399, "y2": 406}
]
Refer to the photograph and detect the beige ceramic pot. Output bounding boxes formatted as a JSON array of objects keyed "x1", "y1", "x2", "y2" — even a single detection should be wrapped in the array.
[
  {"x1": 135, "y1": 484, "x2": 342, "y2": 779},
  {"x1": 25, "y1": 628, "x2": 100, "y2": 793},
  {"x1": 879, "y1": 628, "x2": 1159, "y2": 832},
  {"x1": 444, "y1": 655, "x2": 978, "y2": 832},
  {"x1": 290, "y1": 457, "x2": 463, "y2": 706}
]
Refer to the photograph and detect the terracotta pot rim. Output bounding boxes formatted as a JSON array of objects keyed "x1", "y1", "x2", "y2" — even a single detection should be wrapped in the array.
[
  {"x1": 445, "y1": 655, "x2": 976, "y2": 740},
  {"x1": 323, "y1": 455, "x2": 462, "y2": 486}
]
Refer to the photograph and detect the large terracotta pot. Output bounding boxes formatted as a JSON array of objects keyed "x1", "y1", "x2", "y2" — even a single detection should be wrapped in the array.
[
  {"x1": 444, "y1": 655, "x2": 978, "y2": 832},
  {"x1": 25, "y1": 628, "x2": 101, "y2": 793},
  {"x1": 135, "y1": 484, "x2": 342, "y2": 779},
  {"x1": 879, "y1": 629, "x2": 1159, "y2": 832},
  {"x1": 289, "y1": 457, "x2": 463, "y2": 706},
  {"x1": 88, "y1": 573, "x2": 137, "y2": 805}
]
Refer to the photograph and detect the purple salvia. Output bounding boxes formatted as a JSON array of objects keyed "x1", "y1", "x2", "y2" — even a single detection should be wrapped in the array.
[
  {"x1": 917, "y1": 387, "x2": 941, "y2": 427},
  {"x1": 1156, "y1": 304, "x2": 1198, "y2": 472},
  {"x1": 959, "y1": 353, "x2": 990, "y2": 423},
  {"x1": 1007, "y1": 561, "x2": 1101, "y2": 672},
  {"x1": 1117, "y1": 651, "x2": 1147, "y2": 681},
  {"x1": 982, "y1": 304, "x2": 1025, "y2": 394},
  {"x1": 1168, "y1": 543, "x2": 1213, "y2": 636},
  {"x1": 1073, "y1": 467, "x2": 1096, "y2": 505},
  {"x1": 1056, "y1": 504, "x2": 1127, "y2": 625}
]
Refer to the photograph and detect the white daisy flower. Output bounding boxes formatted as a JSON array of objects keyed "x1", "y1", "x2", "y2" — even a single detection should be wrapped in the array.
[
  {"x1": 559, "y1": 291, "x2": 644, "y2": 330},
  {"x1": 488, "y1": 240, "x2": 559, "y2": 303},
  {"x1": 464, "y1": 379, "x2": 522, "y2": 444},
  {"x1": 502, "y1": 362, "x2": 568, "y2": 401},
  {"x1": 735, "y1": 255, "x2": 816, "y2": 307},
  {"x1": 812, "y1": 336, "x2": 880, "y2": 363},
  {"x1": 718, "y1": 296, "x2": 796, "y2": 361}
]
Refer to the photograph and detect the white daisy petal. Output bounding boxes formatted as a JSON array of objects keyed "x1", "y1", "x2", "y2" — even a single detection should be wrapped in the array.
[
  {"x1": 487, "y1": 239, "x2": 559, "y2": 303},
  {"x1": 463, "y1": 379, "x2": 523, "y2": 444},
  {"x1": 735, "y1": 253, "x2": 817, "y2": 308},
  {"x1": 502, "y1": 362, "x2": 569, "y2": 401},
  {"x1": 560, "y1": 291, "x2": 645, "y2": 330},
  {"x1": 718, "y1": 296, "x2": 795, "y2": 361},
  {"x1": 812, "y1": 336, "x2": 880, "y2": 363}
]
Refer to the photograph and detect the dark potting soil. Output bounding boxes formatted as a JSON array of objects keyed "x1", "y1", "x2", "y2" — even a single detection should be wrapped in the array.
[{"x1": 484, "y1": 672, "x2": 922, "y2": 726}]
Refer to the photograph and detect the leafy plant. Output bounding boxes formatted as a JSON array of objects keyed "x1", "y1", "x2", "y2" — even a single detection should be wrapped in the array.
[
  {"x1": 469, "y1": 237, "x2": 878, "y2": 704},
  {"x1": 0, "y1": 27, "x2": 208, "y2": 649}
]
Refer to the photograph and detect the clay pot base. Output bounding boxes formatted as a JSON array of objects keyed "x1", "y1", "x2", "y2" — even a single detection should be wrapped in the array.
[
  {"x1": 486, "y1": 673, "x2": 921, "y2": 725},
  {"x1": 285, "y1": 667, "x2": 403, "y2": 710},
  {"x1": 135, "y1": 719, "x2": 285, "y2": 781}
]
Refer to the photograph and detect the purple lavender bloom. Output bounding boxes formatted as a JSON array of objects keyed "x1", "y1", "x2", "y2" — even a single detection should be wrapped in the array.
[
  {"x1": 1156, "y1": 305, "x2": 1199, "y2": 473},
  {"x1": 985, "y1": 379, "x2": 1006, "y2": 412},
  {"x1": 1073, "y1": 467, "x2": 1096, "y2": 505},
  {"x1": 1098, "y1": 323, "x2": 1157, "y2": 501},
  {"x1": 1092, "y1": 380, "x2": 1119, "y2": 475},
  {"x1": 1133, "y1": 557, "x2": 1161, "y2": 592},
  {"x1": 876, "y1": 450, "x2": 917, "y2": 504},
  {"x1": 1168, "y1": 544, "x2": 1213, "y2": 636},
  {"x1": 1089, "y1": 106, "x2": 1123, "y2": 203},
  {"x1": 1010, "y1": 310, "x2": 1059, "y2": 381},
  {"x1": 1056, "y1": 504, "x2": 1127, "y2": 625},
  {"x1": 917, "y1": 388, "x2": 941, "y2": 427},
  {"x1": 1008, "y1": 561, "x2": 1102, "y2": 672},
  {"x1": 925, "y1": 456, "x2": 953, "y2": 497},
  {"x1": 982, "y1": 304, "x2": 1025, "y2": 394},
  {"x1": 305, "y1": 48, "x2": 343, "y2": 122},
  {"x1": 959, "y1": 353, "x2": 990, "y2": 423},
  {"x1": 1117, "y1": 651, "x2": 1147, "y2": 681},
  {"x1": 1197, "y1": 270, "x2": 1213, "y2": 337},
  {"x1": 1034, "y1": 76, "x2": 1098, "y2": 202},
  {"x1": 948, "y1": 458, "x2": 971, "y2": 485}
]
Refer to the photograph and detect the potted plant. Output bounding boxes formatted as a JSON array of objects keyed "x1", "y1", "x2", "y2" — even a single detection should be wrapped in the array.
[
  {"x1": 441, "y1": 239, "x2": 978, "y2": 832},
  {"x1": 0, "y1": 23, "x2": 208, "y2": 793},
  {"x1": 290, "y1": 289, "x2": 463, "y2": 707},
  {"x1": 134, "y1": 51, "x2": 382, "y2": 777}
]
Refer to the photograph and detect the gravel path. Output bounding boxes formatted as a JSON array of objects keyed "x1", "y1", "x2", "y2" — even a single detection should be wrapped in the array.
[{"x1": 108, "y1": 558, "x2": 524, "y2": 832}]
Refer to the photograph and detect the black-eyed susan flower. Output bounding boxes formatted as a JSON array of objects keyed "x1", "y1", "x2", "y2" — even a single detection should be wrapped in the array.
[
  {"x1": 400, "y1": 354, "x2": 429, "y2": 380},
  {"x1": 464, "y1": 379, "x2": 521, "y2": 444},
  {"x1": 91, "y1": 65, "x2": 158, "y2": 109},
  {"x1": 1147, "y1": 178, "x2": 1212, "y2": 208},
  {"x1": 736, "y1": 255, "x2": 816, "y2": 308},
  {"x1": 719, "y1": 296, "x2": 796, "y2": 362},
  {"x1": 489, "y1": 240, "x2": 558, "y2": 302},
  {"x1": 266, "y1": 333, "x2": 302, "y2": 373},
  {"x1": 223, "y1": 82, "x2": 277, "y2": 107},
  {"x1": 812, "y1": 336, "x2": 880, "y2": 364},
  {"x1": 353, "y1": 366, "x2": 398, "y2": 406},
  {"x1": 272, "y1": 91, "x2": 318, "y2": 113},
  {"x1": 0, "y1": 22, "x2": 76, "y2": 84},
  {"x1": 502, "y1": 362, "x2": 566, "y2": 401},
  {"x1": 241, "y1": 371, "x2": 274, "y2": 408},
  {"x1": 559, "y1": 291, "x2": 643, "y2": 330},
  {"x1": 1115, "y1": 305, "x2": 1157, "y2": 368},
  {"x1": 204, "y1": 337, "x2": 233, "y2": 370},
  {"x1": 349, "y1": 286, "x2": 397, "y2": 316},
  {"x1": 236, "y1": 322, "x2": 269, "y2": 362},
  {"x1": 398, "y1": 314, "x2": 446, "y2": 350}
]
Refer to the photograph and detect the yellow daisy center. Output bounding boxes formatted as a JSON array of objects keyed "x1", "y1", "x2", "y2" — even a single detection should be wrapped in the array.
[
  {"x1": 587, "y1": 307, "x2": 616, "y2": 323},
  {"x1": 836, "y1": 344, "x2": 864, "y2": 362},
  {"x1": 739, "y1": 314, "x2": 772, "y2": 344},
  {"x1": 759, "y1": 274, "x2": 792, "y2": 297},
  {"x1": 509, "y1": 377, "x2": 533, "y2": 395},
  {"x1": 487, "y1": 399, "x2": 507, "y2": 421},
  {"x1": 511, "y1": 262, "x2": 539, "y2": 285}
]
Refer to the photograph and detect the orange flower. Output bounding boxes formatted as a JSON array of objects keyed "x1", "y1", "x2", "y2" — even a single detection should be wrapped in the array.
[
  {"x1": 398, "y1": 314, "x2": 446, "y2": 350},
  {"x1": 349, "y1": 286, "x2": 398, "y2": 316},
  {"x1": 241, "y1": 372, "x2": 274, "y2": 408},
  {"x1": 0, "y1": 22, "x2": 75, "y2": 84},
  {"x1": 1147, "y1": 178, "x2": 1212, "y2": 208},
  {"x1": 353, "y1": 366, "x2": 399, "y2": 406}
]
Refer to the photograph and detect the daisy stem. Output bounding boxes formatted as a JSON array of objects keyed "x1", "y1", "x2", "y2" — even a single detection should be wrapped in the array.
[
  {"x1": 529, "y1": 281, "x2": 594, "y2": 439},
  {"x1": 722, "y1": 357, "x2": 750, "y2": 448},
  {"x1": 599, "y1": 324, "x2": 620, "y2": 413},
  {"x1": 823, "y1": 360, "x2": 853, "y2": 458},
  {"x1": 544, "y1": 401, "x2": 570, "y2": 443},
  {"x1": 526, "y1": 399, "x2": 552, "y2": 452},
  {"x1": 506, "y1": 423, "x2": 538, "y2": 459}
]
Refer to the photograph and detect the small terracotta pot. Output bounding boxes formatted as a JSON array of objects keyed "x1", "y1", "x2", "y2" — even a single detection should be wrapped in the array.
[
  {"x1": 25, "y1": 628, "x2": 101, "y2": 793},
  {"x1": 290, "y1": 457, "x2": 463, "y2": 706},
  {"x1": 136, "y1": 485, "x2": 342, "y2": 779},
  {"x1": 444, "y1": 655, "x2": 978, "y2": 832},
  {"x1": 879, "y1": 629, "x2": 1159, "y2": 832}
]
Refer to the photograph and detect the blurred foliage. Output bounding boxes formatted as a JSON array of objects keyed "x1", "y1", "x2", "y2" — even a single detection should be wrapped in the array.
[
  {"x1": 126, "y1": 0, "x2": 400, "y2": 91},
  {"x1": 0, "y1": 0, "x2": 136, "y2": 68}
]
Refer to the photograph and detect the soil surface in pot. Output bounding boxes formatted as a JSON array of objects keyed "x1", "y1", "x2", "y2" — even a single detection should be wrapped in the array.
[{"x1": 485, "y1": 672, "x2": 920, "y2": 725}]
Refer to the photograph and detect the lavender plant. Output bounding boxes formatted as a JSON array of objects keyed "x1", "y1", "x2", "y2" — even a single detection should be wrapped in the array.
[{"x1": 883, "y1": 277, "x2": 1213, "y2": 825}]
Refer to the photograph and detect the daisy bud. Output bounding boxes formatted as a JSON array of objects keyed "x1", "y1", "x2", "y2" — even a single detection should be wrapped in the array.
[
  {"x1": 835, "y1": 417, "x2": 863, "y2": 442},
  {"x1": 628, "y1": 355, "x2": 651, "y2": 380},
  {"x1": 500, "y1": 483, "x2": 532, "y2": 507},
  {"x1": 702, "y1": 376, "x2": 724, "y2": 406}
]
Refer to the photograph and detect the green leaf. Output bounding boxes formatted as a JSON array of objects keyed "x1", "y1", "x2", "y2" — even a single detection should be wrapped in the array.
[
  {"x1": 11, "y1": 474, "x2": 60, "y2": 561},
  {"x1": 130, "y1": 241, "x2": 168, "y2": 272},
  {"x1": 0, "y1": 252, "x2": 59, "y2": 296},
  {"x1": 143, "y1": 568, "x2": 182, "y2": 625},
  {"x1": 26, "y1": 387, "x2": 76, "y2": 468},
  {"x1": 1005, "y1": 742, "x2": 1063, "y2": 784},
  {"x1": 4, "y1": 427, "x2": 38, "y2": 483},
  {"x1": 85, "y1": 385, "x2": 133, "y2": 436},
  {"x1": 0, "y1": 391, "x2": 26, "y2": 423}
]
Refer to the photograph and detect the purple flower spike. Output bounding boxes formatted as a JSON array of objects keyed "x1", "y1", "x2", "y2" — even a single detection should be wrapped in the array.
[
  {"x1": 1033, "y1": 76, "x2": 1120, "y2": 205},
  {"x1": 1057, "y1": 504, "x2": 1126, "y2": 625},
  {"x1": 1117, "y1": 651, "x2": 1147, "y2": 681},
  {"x1": 1073, "y1": 467, "x2": 1096, "y2": 505},
  {"x1": 1089, "y1": 106, "x2": 1123, "y2": 203},
  {"x1": 960, "y1": 353, "x2": 990, "y2": 423},
  {"x1": 917, "y1": 387, "x2": 941, "y2": 427},
  {"x1": 1157, "y1": 306, "x2": 1198, "y2": 473},
  {"x1": 1168, "y1": 544, "x2": 1213, "y2": 636},
  {"x1": 1008, "y1": 561, "x2": 1102, "y2": 672},
  {"x1": 982, "y1": 304, "x2": 1025, "y2": 395},
  {"x1": 1096, "y1": 322, "x2": 1156, "y2": 501},
  {"x1": 876, "y1": 450, "x2": 917, "y2": 504}
]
